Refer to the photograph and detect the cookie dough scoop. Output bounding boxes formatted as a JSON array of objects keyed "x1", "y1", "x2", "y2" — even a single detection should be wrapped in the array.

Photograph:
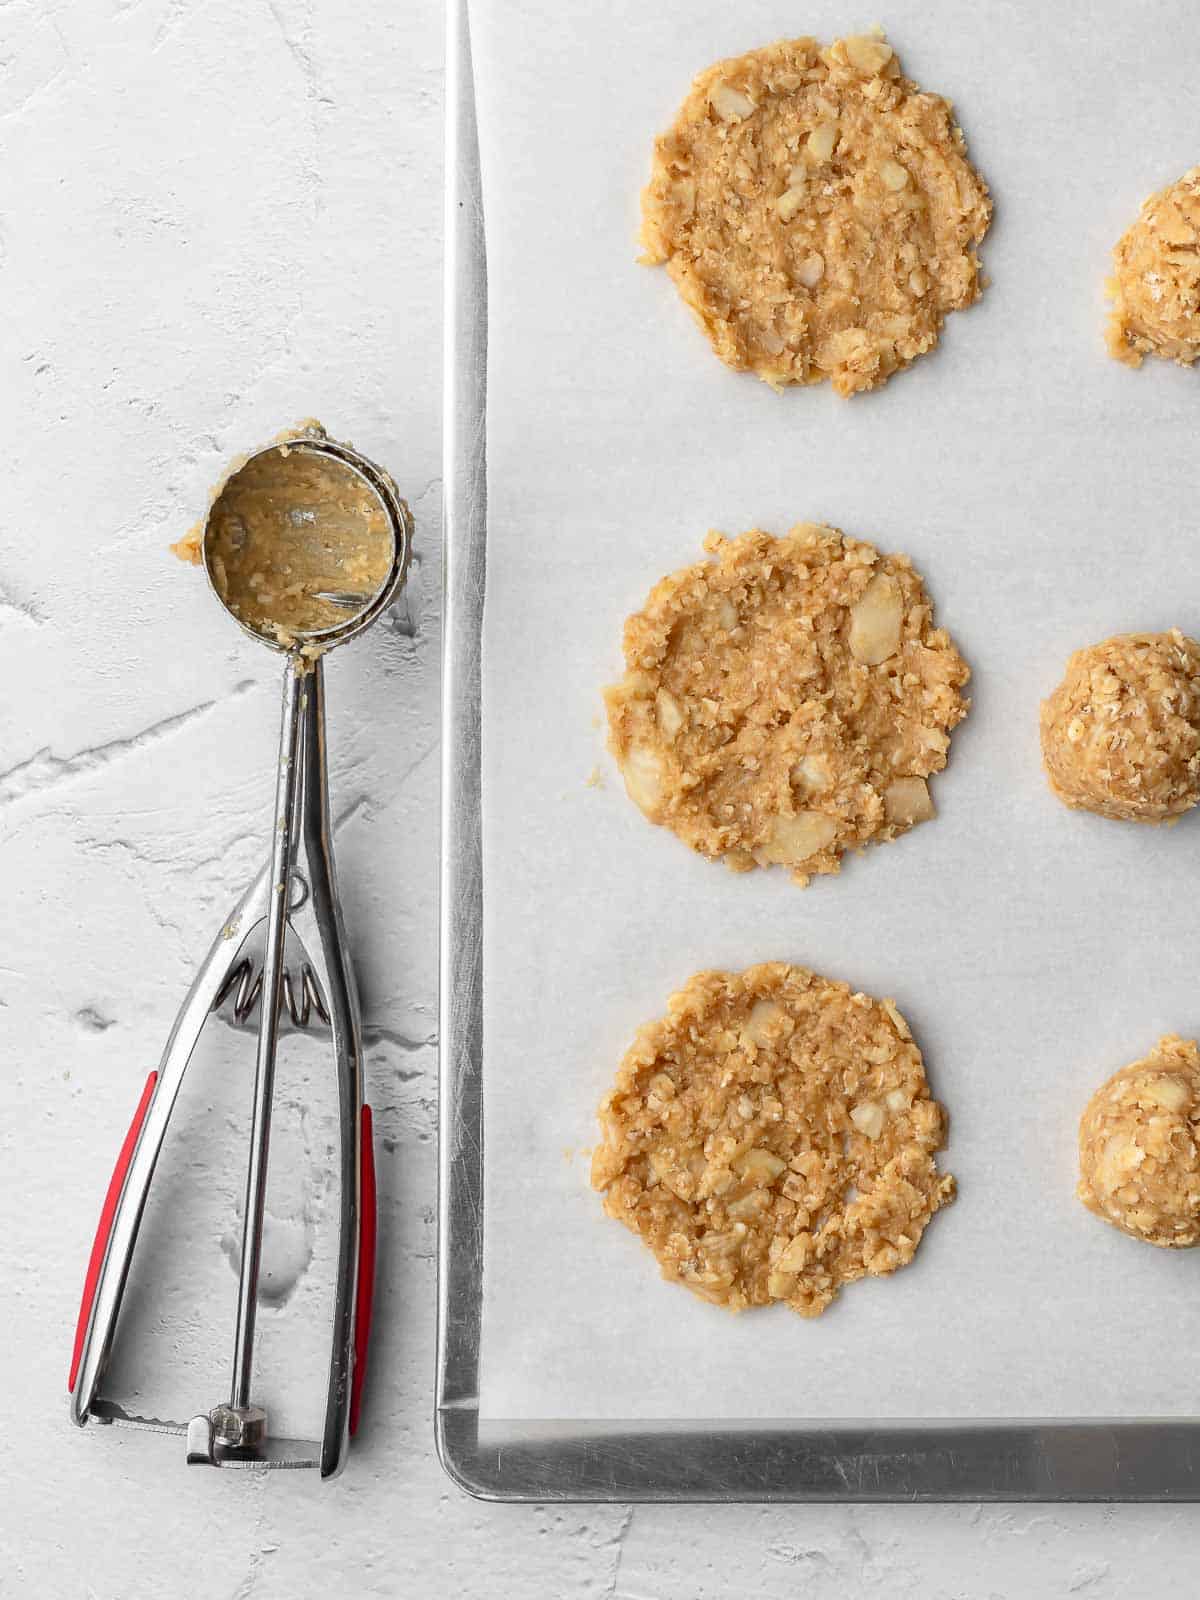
[
  {"x1": 68, "y1": 428, "x2": 412, "y2": 1478},
  {"x1": 1040, "y1": 631, "x2": 1200, "y2": 823},
  {"x1": 1078, "y1": 1037, "x2": 1200, "y2": 1247}
]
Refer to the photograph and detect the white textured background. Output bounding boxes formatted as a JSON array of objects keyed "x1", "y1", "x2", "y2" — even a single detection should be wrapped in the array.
[{"x1": 2, "y1": 1, "x2": 1200, "y2": 1594}]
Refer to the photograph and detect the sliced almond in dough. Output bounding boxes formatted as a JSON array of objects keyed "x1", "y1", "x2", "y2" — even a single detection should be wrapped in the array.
[
  {"x1": 656, "y1": 687, "x2": 684, "y2": 738},
  {"x1": 758, "y1": 811, "x2": 838, "y2": 864},
  {"x1": 791, "y1": 754, "x2": 832, "y2": 795},
  {"x1": 850, "y1": 1100, "x2": 886, "y2": 1139},
  {"x1": 1144, "y1": 1076, "x2": 1189, "y2": 1113},
  {"x1": 883, "y1": 776, "x2": 934, "y2": 825},
  {"x1": 777, "y1": 186, "x2": 807, "y2": 223},
  {"x1": 796, "y1": 251, "x2": 825, "y2": 288},
  {"x1": 806, "y1": 122, "x2": 838, "y2": 162},
  {"x1": 709, "y1": 81, "x2": 756, "y2": 122},
  {"x1": 848, "y1": 572, "x2": 904, "y2": 664},
  {"x1": 734, "y1": 1147, "x2": 788, "y2": 1186},
  {"x1": 841, "y1": 34, "x2": 894, "y2": 74},
  {"x1": 776, "y1": 1232, "x2": 813, "y2": 1273},
  {"x1": 741, "y1": 998, "x2": 788, "y2": 1046},
  {"x1": 621, "y1": 745, "x2": 664, "y2": 817}
]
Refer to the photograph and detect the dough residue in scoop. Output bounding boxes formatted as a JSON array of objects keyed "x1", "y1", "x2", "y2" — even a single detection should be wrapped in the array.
[
  {"x1": 171, "y1": 421, "x2": 395, "y2": 648},
  {"x1": 205, "y1": 446, "x2": 392, "y2": 644},
  {"x1": 591, "y1": 962, "x2": 955, "y2": 1316},
  {"x1": 604, "y1": 524, "x2": 970, "y2": 886},
  {"x1": 1040, "y1": 630, "x2": 1200, "y2": 823},
  {"x1": 640, "y1": 32, "x2": 992, "y2": 395},
  {"x1": 1078, "y1": 1035, "x2": 1200, "y2": 1247},
  {"x1": 1106, "y1": 167, "x2": 1200, "y2": 368}
]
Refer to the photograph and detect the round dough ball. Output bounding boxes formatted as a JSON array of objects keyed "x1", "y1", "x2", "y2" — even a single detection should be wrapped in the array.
[
  {"x1": 1107, "y1": 167, "x2": 1200, "y2": 368},
  {"x1": 640, "y1": 33, "x2": 991, "y2": 396},
  {"x1": 1040, "y1": 631, "x2": 1200, "y2": 822},
  {"x1": 591, "y1": 963, "x2": 955, "y2": 1316},
  {"x1": 1078, "y1": 1036, "x2": 1200, "y2": 1247},
  {"x1": 604, "y1": 524, "x2": 970, "y2": 886}
]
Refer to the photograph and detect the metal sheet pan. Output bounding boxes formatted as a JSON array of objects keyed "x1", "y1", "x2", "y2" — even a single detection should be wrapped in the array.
[{"x1": 437, "y1": 0, "x2": 1200, "y2": 1500}]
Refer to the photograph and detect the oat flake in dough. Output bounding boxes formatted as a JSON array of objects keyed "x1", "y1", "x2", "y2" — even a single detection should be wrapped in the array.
[
  {"x1": 1078, "y1": 1036, "x2": 1200, "y2": 1248},
  {"x1": 604, "y1": 524, "x2": 970, "y2": 886},
  {"x1": 591, "y1": 963, "x2": 956, "y2": 1317},
  {"x1": 640, "y1": 32, "x2": 992, "y2": 395}
]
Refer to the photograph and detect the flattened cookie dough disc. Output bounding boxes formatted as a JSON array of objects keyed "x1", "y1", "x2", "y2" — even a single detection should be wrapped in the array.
[
  {"x1": 591, "y1": 963, "x2": 956, "y2": 1316},
  {"x1": 604, "y1": 524, "x2": 970, "y2": 885},
  {"x1": 1040, "y1": 631, "x2": 1200, "y2": 823},
  {"x1": 1107, "y1": 168, "x2": 1200, "y2": 368},
  {"x1": 1078, "y1": 1036, "x2": 1200, "y2": 1247},
  {"x1": 640, "y1": 32, "x2": 992, "y2": 395}
]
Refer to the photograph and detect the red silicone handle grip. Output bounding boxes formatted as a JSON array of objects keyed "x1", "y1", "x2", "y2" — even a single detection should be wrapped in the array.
[
  {"x1": 69, "y1": 1070, "x2": 158, "y2": 1393},
  {"x1": 349, "y1": 1103, "x2": 377, "y2": 1436}
]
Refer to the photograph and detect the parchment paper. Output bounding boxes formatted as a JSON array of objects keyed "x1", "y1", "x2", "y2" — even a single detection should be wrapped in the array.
[{"x1": 469, "y1": 0, "x2": 1200, "y2": 1420}]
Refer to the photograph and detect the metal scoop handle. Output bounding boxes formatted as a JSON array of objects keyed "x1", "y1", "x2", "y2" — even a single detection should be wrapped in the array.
[
  {"x1": 68, "y1": 662, "x2": 370, "y2": 1478},
  {"x1": 224, "y1": 658, "x2": 305, "y2": 1430}
]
